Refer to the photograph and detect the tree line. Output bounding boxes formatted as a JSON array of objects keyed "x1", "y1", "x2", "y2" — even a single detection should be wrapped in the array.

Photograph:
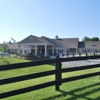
[
  {"x1": 0, "y1": 46, "x2": 6, "y2": 53},
  {"x1": 82, "y1": 36, "x2": 100, "y2": 41}
]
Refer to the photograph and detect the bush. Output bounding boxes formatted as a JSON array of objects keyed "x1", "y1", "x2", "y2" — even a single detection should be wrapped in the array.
[{"x1": 20, "y1": 53, "x2": 26, "y2": 57}]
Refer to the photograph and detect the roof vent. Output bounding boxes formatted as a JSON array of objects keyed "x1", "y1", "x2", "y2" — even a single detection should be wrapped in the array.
[
  {"x1": 55, "y1": 35, "x2": 58, "y2": 39},
  {"x1": 91, "y1": 44, "x2": 95, "y2": 46},
  {"x1": 29, "y1": 37, "x2": 34, "y2": 40}
]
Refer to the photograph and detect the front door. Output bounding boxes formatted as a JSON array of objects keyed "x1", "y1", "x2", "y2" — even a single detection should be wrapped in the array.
[{"x1": 31, "y1": 49, "x2": 35, "y2": 53}]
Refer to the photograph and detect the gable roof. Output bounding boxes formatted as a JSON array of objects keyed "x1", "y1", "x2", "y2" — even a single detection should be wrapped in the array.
[
  {"x1": 41, "y1": 36, "x2": 65, "y2": 48},
  {"x1": 19, "y1": 35, "x2": 53, "y2": 45},
  {"x1": 41, "y1": 36, "x2": 79, "y2": 48},
  {"x1": 79, "y1": 41, "x2": 100, "y2": 49}
]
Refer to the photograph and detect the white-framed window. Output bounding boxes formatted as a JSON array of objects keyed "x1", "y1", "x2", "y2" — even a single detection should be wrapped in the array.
[
  {"x1": 29, "y1": 37, "x2": 34, "y2": 40},
  {"x1": 85, "y1": 49, "x2": 89, "y2": 52}
]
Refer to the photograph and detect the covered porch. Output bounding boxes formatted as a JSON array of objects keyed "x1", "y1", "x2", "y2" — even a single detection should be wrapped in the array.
[{"x1": 18, "y1": 43, "x2": 55, "y2": 57}]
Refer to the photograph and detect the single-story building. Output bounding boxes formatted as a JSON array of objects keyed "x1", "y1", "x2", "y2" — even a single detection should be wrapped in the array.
[
  {"x1": 78, "y1": 41, "x2": 100, "y2": 53},
  {"x1": 0, "y1": 43, "x2": 24, "y2": 54},
  {"x1": 18, "y1": 35, "x2": 100, "y2": 56},
  {"x1": 2, "y1": 35, "x2": 100, "y2": 56},
  {"x1": 18, "y1": 35, "x2": 79, "y2": 56}
]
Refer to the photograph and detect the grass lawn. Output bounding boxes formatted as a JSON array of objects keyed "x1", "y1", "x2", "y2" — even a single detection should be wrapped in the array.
[{"x1": 0, "y1": 58, "x2": 100, "y2": 100}]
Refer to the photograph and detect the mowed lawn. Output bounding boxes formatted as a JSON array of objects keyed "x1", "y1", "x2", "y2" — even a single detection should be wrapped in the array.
[{"x1": 0, "y1": 58, "x2": 100, "y2": 100}]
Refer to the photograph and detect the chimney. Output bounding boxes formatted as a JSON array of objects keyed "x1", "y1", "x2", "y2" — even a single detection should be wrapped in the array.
[{"x1": 55, "y1": 35, "x2": 58, "y2": 39}]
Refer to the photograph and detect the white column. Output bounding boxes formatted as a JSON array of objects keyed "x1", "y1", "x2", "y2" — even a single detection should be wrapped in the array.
[
  {"x1": 34, "y1": 45, "x2": 38, "y2": 56},
  {"x1": 28, "y1": 48, "x2": 31, "y2": 53},
  {"x1": 80, "y1": 48, "x2": 82, "y2": 53},
  {"x1": 18, "y1": 45, "x2": 20, "y2": 54},
  {"x1": 76, "y1": 48, "x2": 78, "y2": 53},
  {"x1": 56, "y1": 49, "x2": 58, "y2": 53},
  {"x1": 10, "y1": 49, "x2": 12, "y2": 54},
  {"x1": 52, "y1": 45, "x2": 54, "y2": 53},
  {"x1": 44, "y1": 44, "x2": 47, "y2": 57},
  {"x1": 64, "y1": 48, "x2": 66, "y2": 54},
  {"x1": 22, "y1": 49, "x2": 24, "y2": 54},
  {"x1": 27, "y1": 45, "x2": 28, "y2": 54}
]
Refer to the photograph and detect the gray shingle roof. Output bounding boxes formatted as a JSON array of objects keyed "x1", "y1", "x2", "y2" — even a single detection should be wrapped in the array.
[
  {"x1": 78, "y1": 41, "x2": 100, "y2": 49},
  {"x1": 19, "y1": 35, "x2": 53, "y2": 45},
  {"x1": 41, "y1": 36, "x2": 79, "y2": 48},
  {"x1": 41, "y1": 36, "x2": 65, "y2": 48},
  {"x1": 5, "y1": 43, "x2": 24, "y2": 49},
  {"x1": 54, "y1": 38, "x2": 79, "y2": 48}
]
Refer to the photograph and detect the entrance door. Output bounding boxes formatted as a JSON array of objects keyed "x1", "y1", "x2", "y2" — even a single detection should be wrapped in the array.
[{"x1": 31, "y1": 49, "x2": 35, "y2": 53}]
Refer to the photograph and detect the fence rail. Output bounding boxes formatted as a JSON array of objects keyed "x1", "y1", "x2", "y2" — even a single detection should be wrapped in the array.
[{"x1": 0, "y1": 54, "x2": 100, "y2": 99}]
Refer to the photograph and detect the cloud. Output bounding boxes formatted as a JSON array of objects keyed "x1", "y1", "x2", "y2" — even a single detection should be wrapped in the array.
[{"x1": 22, "y1": 0, "x2": 43, "y2": 14}]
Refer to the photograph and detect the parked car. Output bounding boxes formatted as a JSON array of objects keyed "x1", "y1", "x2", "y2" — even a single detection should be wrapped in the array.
[
  {"x1": 0, "y1": 52, "x2": 2, "y2": 54},
  {"x1": 3, "y1": 52, "x2": 9, "y2": 55}
]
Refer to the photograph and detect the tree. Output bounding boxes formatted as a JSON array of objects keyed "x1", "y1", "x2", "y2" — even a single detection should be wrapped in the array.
[
  {"x1": 0, "y1": 46, "x2": 4, "y2": 52},
  {"x1": 82, "y1": 36, "x2": 90, "y2": 41},
  {"x1": 9, "y1": 41, "x2": 12, "y2": 44},
  {"x1": 3, "y1": 46, "x2": 6, "y2": 52},
  {"x1": 3, "y1": 41, "x2": 6, "y2": 44},
  {"x1": 0, "y1": 46, "x2": 7, "y2": 52},
  {"x1": 82, "y1": 36, "x2": 100, "y2": 41},
  {"x1": 90, "y1": 37, "x2": 99, "y2": 41}
]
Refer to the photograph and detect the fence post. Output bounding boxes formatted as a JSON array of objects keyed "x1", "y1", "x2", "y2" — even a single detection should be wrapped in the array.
[
  {"x1": 67, "y1": 53, "x2": 68, "y2": 57},
  {"x1": 86, "y1": 53, "x2": 88, "y2": 57},
  {"x1": 2, "y1": 53, "x2": 3, "y2": 58},
  {"x1": 73, "y1": 53, "x2": 74, "y2": 57},
  {"x1": 79, "y1": 53, "x2": 81, "y2": 57},
  {"x1": 99, "y1": 67, "x2": 100, "y2": 79},
  {"x1": 55, "y1": 56, "x2": 62, "y2": 91}
]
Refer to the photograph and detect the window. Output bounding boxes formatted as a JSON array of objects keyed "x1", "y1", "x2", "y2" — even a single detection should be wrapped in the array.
[
  {"x1": 29, "y1": 37, "x2": 34, "y2": 40},
  {"x1": 91, "y1": 44, "x2": 95, "y2": 46}
]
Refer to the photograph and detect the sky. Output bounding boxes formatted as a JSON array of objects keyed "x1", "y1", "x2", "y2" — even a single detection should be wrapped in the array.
[{"x1": 0, "y1": 0, "x2": 100, "y2": 43}]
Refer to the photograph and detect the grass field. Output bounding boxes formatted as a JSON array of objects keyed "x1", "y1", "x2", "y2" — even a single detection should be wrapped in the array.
[{"x1": 0, "y1": 58, "x2": 100, "y2": 100}]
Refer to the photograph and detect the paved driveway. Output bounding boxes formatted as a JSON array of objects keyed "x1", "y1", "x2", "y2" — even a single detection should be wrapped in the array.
[{"x1": 62, "y1": 57, "x2": 100, "y2": 68}]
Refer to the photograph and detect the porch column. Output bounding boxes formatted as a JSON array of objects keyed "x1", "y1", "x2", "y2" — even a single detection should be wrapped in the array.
[
  {"x1": 22, "y1": 49, "x2": 24, "y2": 54},
  {"x1": 56, "y1": 49, "x2": 58, "y2": 53},
  {"x1": 79, "y1": 48, "x2": 82, "y2": 53},
  {"x1": 44, "y1": 44, "x2": 47, "y2": 57},
  {"x1": 10, "y1": 49, "x2": 12, "y2": 54},
  {"x1": 27, "y1": 45, "x2": 28, "y2": 54},
  {"x1": 18, "y1": 45, "x2": 20, "y2": 54},
  {"x1": 98, "y1": 49, "x2": 99, "y2": 52},
  {"x1": 52, "y1": 45, "x2": 54, "y2": 53},
  {"x1": 64, "y1": 48, "x2": 66, "y2": 54},
  {"x1": 34, "y1": 45, "x2": 38, "y2": 56},
  {"x1": 76, "y1": 48, "x2": 78, "y2": 53}
]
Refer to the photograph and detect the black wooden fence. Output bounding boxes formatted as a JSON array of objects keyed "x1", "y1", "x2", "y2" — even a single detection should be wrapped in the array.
[{"x1": 0, "y1": 53, "x2": 100, "y2": 99}]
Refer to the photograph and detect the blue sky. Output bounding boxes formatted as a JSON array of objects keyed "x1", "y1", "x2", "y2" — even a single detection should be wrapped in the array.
[{"x1": 0, "y1": 0, "x2": 100, "y2": 43}]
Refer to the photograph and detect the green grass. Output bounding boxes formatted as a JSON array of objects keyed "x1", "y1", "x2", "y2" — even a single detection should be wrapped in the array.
[
  {"x1": 0, "y1": 57, "x2": 29, "y2": 65},
  {"x1": 0, "y1": 58, "x2": 100, "y2": 100}
]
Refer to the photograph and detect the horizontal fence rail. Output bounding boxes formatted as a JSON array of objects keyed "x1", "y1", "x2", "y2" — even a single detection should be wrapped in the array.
[
  {"x1": 62, "y1": 72, "x2": 100, "y2": 83},
  {"x1": 0, "y1": 81, "x2": 56, "y2": 99},
  {"x1": 62, "y1": 64, "x2": 100, "y2": 73},
  {"x1": 0, "y1": 70, "x2": 56, "y2": 85},
  {"x1": 0, "y1": 59, "x2": 56, "y2": 71},
  {"x1": 0, "y1": 54, "x2": 100, "y2": 99},
  {"x1": 60, "y1": 55, "x2": 100, "y2": 62}
]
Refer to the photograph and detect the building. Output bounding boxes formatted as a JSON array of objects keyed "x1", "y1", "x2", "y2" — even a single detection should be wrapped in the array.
[
  {"x1": 0, "y1": 43, "x2": 24, "y2": 54},
  {"x1": 17, "y1": 35, "x2": 100, "y2": 56}
]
